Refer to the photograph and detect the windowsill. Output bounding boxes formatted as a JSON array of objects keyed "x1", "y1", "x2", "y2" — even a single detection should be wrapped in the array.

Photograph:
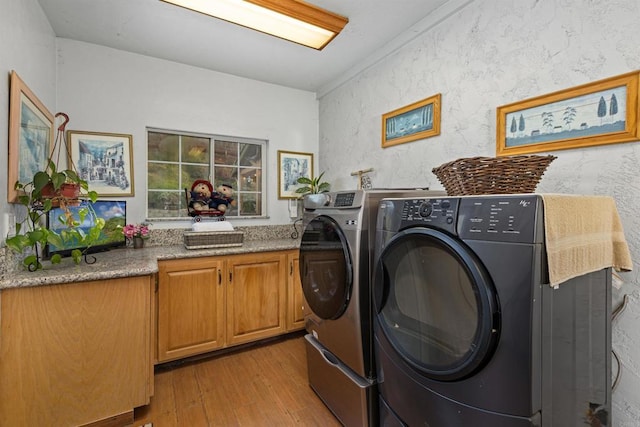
[{"x1": 146, "y1": 215, "x2": 270, "y2": 222}]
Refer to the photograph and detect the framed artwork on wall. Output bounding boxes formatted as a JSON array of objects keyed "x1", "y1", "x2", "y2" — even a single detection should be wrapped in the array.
[
  {"x1": 7, "y1": 70, "x2": 54, "y2": 203},
  {"x1": 67, "y1": 130, "x2": 135, "y2": 197},
  {"x1": 277, "y1": 150, "x2": 313, "y2": 199},
  {"x1": 382, "y1": 93, "x2": 441, "y2": 148},
  {"x1": 496, "y1": 70, "x2": 640, "y2": 156}
]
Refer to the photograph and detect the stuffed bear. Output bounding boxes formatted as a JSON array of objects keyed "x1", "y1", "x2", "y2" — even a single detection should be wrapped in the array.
[
  {"x1": 189, "y1": 179, "x2": 214, "y2": 211},
  {"x1": 210, "y1": 183, "x2": 235, "y2": 213}
]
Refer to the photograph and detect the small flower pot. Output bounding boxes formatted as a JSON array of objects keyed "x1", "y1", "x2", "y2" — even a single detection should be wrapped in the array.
[{"x1": 133, "y1": 236, "x2": 145, "y2": 249}]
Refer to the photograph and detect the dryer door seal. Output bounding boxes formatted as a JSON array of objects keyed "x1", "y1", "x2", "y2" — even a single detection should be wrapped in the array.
[{"x1": 374, "y1": 227, "x2": 500, "y2": 381}]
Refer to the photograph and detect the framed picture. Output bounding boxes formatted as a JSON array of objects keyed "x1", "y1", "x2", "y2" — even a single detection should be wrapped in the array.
[
  {"x1": 497, "y1": 71, "x2": 640, "y2": 156},
  {"x1": 277, "y1": 150, "x2": 313, "y2": 199},
  {"x1": 67, "y1": 130, "x2": 135, "y2": 197},
  {"x1": 382, "y1": 93, "x2": 441, "y2": 148},
  {"x1": 7, "y1": 71, "x2": 54, "y2": 202}
]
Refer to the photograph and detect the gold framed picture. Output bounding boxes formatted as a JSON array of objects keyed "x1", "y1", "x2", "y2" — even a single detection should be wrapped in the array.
[
  {"x1": 496, "y1": 71, "x2": 640, "y2": 156},
  {"x1": 7, "y1": 71, "x2": 54, "y2": 202},
  {"x1": 67, "y1": 130, "x2": 135, "y2": 197},
  {"x1": 277, "y1": 150, "x2": 313, "y2": 199},
  {"x1": 382, "y1": 93, "x2": 441, "y2": 148}
]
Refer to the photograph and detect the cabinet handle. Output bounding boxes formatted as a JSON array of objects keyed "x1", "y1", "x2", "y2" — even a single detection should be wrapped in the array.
[
  {"x1": 218, "y1": 269, "x2": 222, "y2": 285},
  {"x1": 290, "y1": 261, "x2": 293, "y2": 275},
  {"x1": 229, "y1": 271, "x2": 233, "y2": 282}
]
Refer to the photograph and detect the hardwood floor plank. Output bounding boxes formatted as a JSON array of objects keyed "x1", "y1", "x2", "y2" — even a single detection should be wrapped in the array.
[{"x1": 135, "y1": 333, "x2": 340, "y2": 426}]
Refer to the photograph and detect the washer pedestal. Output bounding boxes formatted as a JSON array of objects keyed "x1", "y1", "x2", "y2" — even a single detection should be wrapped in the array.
[{"x1": 305, "y1": 334, "x2": 376, "y2": 427}]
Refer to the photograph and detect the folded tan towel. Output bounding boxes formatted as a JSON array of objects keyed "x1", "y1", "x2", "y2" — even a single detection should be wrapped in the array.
[{"x1": 541, "y1": 194, "x2": 633, "y2": 287}]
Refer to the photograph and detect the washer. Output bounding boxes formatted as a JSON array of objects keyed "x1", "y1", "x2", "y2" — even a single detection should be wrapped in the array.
[
  {"x1": 299, "y1": 189, "x2": 440, "y2": 426},
  {"x1": 373, "y1": 194, "x2": 612, "y2": 427}
]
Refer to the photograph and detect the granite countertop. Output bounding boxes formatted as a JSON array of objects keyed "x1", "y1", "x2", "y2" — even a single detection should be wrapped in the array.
[{"x1": 0, "y1": 239, "x2": 300, "y2": 290}]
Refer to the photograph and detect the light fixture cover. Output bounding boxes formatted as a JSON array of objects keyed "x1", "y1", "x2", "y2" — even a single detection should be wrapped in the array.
[{"x1": 161, "y1": 0, "x2": 348, "y2": 50}]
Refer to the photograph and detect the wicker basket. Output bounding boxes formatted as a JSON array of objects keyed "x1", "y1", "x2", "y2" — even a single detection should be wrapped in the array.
[
  {"x1": 431, "y1": 155, "x2": 556, "y2": 196},
  {"x1": 183, "y1": 230, "x2": 244, "y2": 249}
]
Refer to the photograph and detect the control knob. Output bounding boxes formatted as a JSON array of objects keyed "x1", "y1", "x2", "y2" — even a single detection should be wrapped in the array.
[{"x1": 418, "y1": 201, "x2": 433, "y2": 217}]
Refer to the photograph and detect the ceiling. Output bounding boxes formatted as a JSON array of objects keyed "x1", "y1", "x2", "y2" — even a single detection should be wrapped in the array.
[{"x1": 38, "y1": 0, "x2": 462, "y2": 95}]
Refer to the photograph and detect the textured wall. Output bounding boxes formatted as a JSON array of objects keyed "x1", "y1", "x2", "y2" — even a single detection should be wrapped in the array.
[
  {"x1": 0, "y1": 0, "x2": 57, "y2": 240},
  {"x1": 319, "y1": 0, "x2": 640, "y2": 424}
]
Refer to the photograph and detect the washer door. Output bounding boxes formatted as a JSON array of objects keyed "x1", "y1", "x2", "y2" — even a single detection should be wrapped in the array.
[
  {"x1": 374, "y1": 227, "x2": 500, "y2": 381},
  {"x1": 300, "y1": 215, "x2": 353, "y2": 320}
]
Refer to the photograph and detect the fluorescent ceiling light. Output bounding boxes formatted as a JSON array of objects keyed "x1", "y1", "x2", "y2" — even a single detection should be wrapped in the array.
[{"x1": 161, "y1": 0, "x2": 348, "y2": 50}]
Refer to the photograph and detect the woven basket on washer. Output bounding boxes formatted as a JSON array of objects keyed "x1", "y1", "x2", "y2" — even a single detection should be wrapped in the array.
[{"x1": 431, "y1": 155, "x2": 557, "y2": 195}]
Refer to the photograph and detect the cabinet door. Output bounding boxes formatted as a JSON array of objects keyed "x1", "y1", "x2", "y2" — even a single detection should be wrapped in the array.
[
  {"x1": 226, "y1": 252, "x2": 287, "y2": 345},
  {"x1": 0, "y1": 276, "x2": 153, "y2": 427},
  {"x1": 287, "y1": 250, "x2": 306, "y2": 331},
  {"x1": 158, "y1": 257, "x2": 225, "y2": 362}
]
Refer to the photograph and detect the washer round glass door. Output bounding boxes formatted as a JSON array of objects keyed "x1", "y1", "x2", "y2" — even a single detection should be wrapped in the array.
[
  {"x1": 374, "y1": 227, "x2": 500, "y2": 381},
  {"x1": 300, "y1": 215, "x2": 353, "y2": 320}
]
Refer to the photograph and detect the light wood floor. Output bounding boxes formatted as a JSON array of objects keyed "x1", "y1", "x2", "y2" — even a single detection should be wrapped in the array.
[{"x1": 133, "y1": 333, "x2": 341, "y2": 426}]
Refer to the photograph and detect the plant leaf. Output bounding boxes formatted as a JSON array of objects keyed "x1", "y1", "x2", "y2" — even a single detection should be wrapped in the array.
[
  {"x1": 317, "y1": 183, "x2": 331, "y2": 193},
  {"x1": 23, "y1": 254, "x2": 42, "y2": 271},
  {"x1": 33, "y1": 171, "x2": 51, "y2": 192},
  {"x1": 295, "y1": 186, "x2": 312, "y2": 194},
  {"x1": 88, "y1": 191, "x2": 99, "y2": 203},
  {"x1": 70, "y1": 249, "x2": 82, "y2": 264}
]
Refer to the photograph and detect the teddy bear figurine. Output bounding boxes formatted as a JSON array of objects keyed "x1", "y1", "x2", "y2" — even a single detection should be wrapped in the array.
[
  {"x1": 210, "y1": 183, "x2": 236, "y2": 213},
  {"x1": 189, "y1": 179, "x2": 214, "y2": 212}
]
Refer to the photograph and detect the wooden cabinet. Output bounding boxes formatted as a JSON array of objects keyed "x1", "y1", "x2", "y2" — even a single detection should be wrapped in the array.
[
  {"x1": 226, "y1": 251, "x2": 287, "y2": 345},
  {"x1": 286, "y1": 250, "x2": 306, "y2": 331},
  {"x1": 0, "y1": 276, "x2": 154, "y2": 427},
  {"x1": 158, "y1": 257, "x2": 225, "y2": 362},
  {"x1": 157, "y1": 250, "x2": 291, "y2": 362}
]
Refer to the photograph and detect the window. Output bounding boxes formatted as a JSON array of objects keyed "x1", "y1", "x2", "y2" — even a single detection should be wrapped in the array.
[{"x1": 147, "y1": 129, "x2": 265, "y2": 219}]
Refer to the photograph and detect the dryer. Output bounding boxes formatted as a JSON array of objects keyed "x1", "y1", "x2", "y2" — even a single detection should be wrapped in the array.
[
  {"x1": 373, "y1": 194, "x2": 612, "y2": 426},
  {"x1": 299, "y1": 189, "x2": 440, "y2": 426}
]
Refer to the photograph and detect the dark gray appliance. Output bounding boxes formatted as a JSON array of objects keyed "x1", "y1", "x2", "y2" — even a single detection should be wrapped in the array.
[
  {"x1": 299, "y1": 189, "x2": 442, "y2": 426},
  {"x1": 373, "y1": 194, "x2": 611, "y2": 427}
]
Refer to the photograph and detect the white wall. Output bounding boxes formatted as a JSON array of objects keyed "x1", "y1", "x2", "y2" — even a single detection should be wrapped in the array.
[
  {"x1": 55, "y1": 38, "x2": 319, "y2": 227},
  {"x1": 318, "y1": 0, "x2": 640, "y2": 424},
  {"x1": 0, "y1": 0, "x2": 56, "y2": 239}
]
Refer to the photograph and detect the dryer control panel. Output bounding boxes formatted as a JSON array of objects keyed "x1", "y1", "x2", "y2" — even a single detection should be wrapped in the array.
[
  {"x1": 457, "y1": 195, "x2": 543, "y2": 243},
  {"x1": 399, "y1": 198, "x2": 459, "y2": 234}
]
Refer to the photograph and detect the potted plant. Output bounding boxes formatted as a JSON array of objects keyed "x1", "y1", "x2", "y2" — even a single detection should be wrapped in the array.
[
  {"x1": 122, "y1": 223, "x2": 151, "y2": 249},
  {"x1": 295, "y1": 171, "x2": 331, "y2": 197},
  {"x1": 295, "y1": 172, "x2": 331, "y2": 209},
  {"x1": 5, "y1": 113, "x2": 103, "y2": 270},
  {"x1": 5, "y1": 167, "x2": 102, "y2": 270}
]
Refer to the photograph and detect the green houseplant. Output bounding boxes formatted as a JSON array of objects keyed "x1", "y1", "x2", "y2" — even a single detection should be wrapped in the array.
[
  {"x1": 5, "y1": 113, "x2": 103, "y2": 271},
  {"x1": 295, "y1": 171, "x2": 331, "y2": 197},
  {"x1": 5, "y1": 161, "x2": 102, "y2": 270}
]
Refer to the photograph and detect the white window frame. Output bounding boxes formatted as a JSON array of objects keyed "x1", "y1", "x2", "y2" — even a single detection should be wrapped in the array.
[{"x1": 146, "y1": 127, "x2": 267, "y2": 221}]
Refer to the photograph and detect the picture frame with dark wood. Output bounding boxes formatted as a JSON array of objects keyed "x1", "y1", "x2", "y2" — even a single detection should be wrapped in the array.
[
  {"x1": 277, "y1": 150, "x2": 313, "y2": 199},
  {"x1": 67, "y1": 130, "x2": 135, "y2": 197},
  {"x1": 382, "y1": 93, "x2": 441, "y2": 148},
  {"x1": 496, "y1": 70, "x2": 640, "y2": 156},
  {"x1": 8, "y1": 70, "x2": 54, "y2": 203}
]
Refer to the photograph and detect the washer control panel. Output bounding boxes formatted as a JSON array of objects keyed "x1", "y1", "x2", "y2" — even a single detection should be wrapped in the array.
[{"x1": 334, "y1": 192, "x2": 356, "y2": 207}]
